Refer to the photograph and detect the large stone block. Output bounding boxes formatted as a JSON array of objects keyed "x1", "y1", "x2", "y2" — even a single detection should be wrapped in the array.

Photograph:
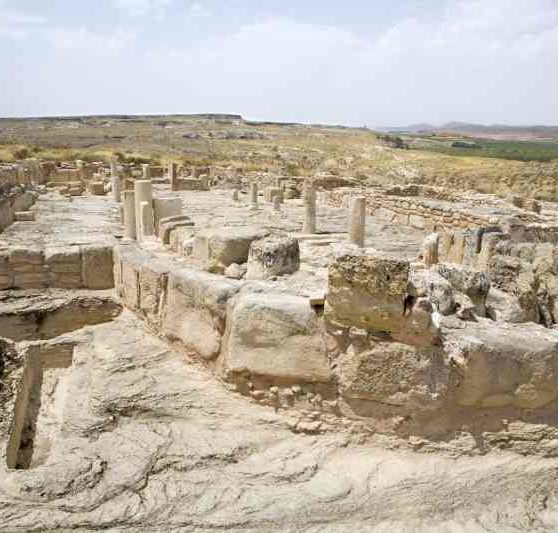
[
  {"x1": 325, "y1": 251, "x2": 409, "y2": 334},
  {"x1": 152, "y1": 197, "x2": 182, "y2": 233},
  {"x1": 337, "y1": 340, "x2": 448, "y2": 407},
  {"x1": 246, "y1": 234, "x2": 300, "y2": 280},
  {"x1": 163, "y1": 268, "x2": 241, "y2": 360},
  {"x1": 158, "y1": 215, "x2": 195, "y2": 245},
  {"x1": 139, "y1": 258, "x2": 175, "y2": 325},
  {"x1": 442, "y1": 318, "x2": 558, "y2": 408},
  {"x1": 81, "y1": 245, "x2": 114, "y2": 290},
  {"x1": 193, "y1": 226, "x2": 269, "y2": 272},
  {"x1": 223, "y1": 292, "x2": 332, "y2": 383}
]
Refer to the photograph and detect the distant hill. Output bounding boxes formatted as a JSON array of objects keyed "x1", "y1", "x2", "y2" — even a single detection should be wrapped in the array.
[{"x1": 381, "y1": 122, "x2": 558, "y2": 140}]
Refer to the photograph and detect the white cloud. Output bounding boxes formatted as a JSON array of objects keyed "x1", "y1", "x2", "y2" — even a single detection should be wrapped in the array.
[
  {"x1": 188, "y1": 2, "x2": 210, "y2": 18},
  {"x1": 2, "y1": 0, "x2": 558, "y2": 124},
  {"x1": 113, "y1": 0, "x2": 171, "y2": 17},
  {"x1": 47, "y1": 28, "x2": 136, "y2": 51},
  {"x1": 0, "y1": 7, "x2": 45, "y2": 37}
]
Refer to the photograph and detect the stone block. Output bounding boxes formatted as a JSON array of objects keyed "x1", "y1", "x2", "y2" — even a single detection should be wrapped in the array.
[
  {"x1": 45, "y1": 246, "x2": 82, "y2": 274},
  {"x1": 88, "y1": 181, "x2": 105, "y2": 195},
  {"x1": 81, "y1": 245, "x2": 114, "y2": 289},
  {"x1": 168, "y1": 226, "x2": 196, "y2": 255},
  {"x1": 153, "y1": 197, "x2": 182, "y2": 233},
  {"x1": 442, "y1": 318, "x2": 558, "y2": 408},
  {"x1": 139, "y1": 258, "x2": 175, "y2": 325},
  {"x1": 158, "y1": 215, "x2": 195, "y2": 244},
  {"x1": 223, "y1": 292, "x2": 332, "y2": 383},
  {"x1": 337, "y1": 340, "x2": 448, "y2": 407},
  {"x1": 163, "y1": 268, "x2": 241, "y2": 360},
  {"x1": 14, "y1": 211, "x2": 35, "y2": 222},
  {"x1": 9, "y1": 247, "x2": 44, "y2": 266},
  {"x1": 246, "y1": 234, "x2": 300, "y2": 280},
  {"x1": 325, "y1": 251, "x2": 409, "y2": 334},
  {"x1": 13, "y1": 272, "x2": 48, "y2": 289},
  {"x1": 193, "y1": 226, "x2": 270, "y2": 272}
]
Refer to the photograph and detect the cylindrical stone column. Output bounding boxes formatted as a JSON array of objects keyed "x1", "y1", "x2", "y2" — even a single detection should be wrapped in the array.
[
  {"x1": 110, "y1": 156, "x2": 118, "y2": 178},
  {"x1": 111, "y1": 175, "x2": 121, "y2": 202},
  {"x1": 134, "y1": 179, "x2": 154, "y2": 240},
  {"x1": 232, "y1": 189, "x2": 239, "y2": 201},
  {"x1": 139, "y1": 201, "x2": 154, "y2": 238},
  {"x1": 250, "y1": 182, "x2": 258, "y2": 210},
  {"x1": 273, "y1": 196, "x2": 281, "y2": 211},
  {"x1": 122, "y1": 190, "x2": 136, "y2": 240},
  {"x1": 169, "y1": 162, "x2": 178, "y2": 192},
  {"x1": 142, "y1": 164, "x2": 150, "y2": 180},
  {"x1": 302, "y1": 181, "x2": 316, "y2": 234},
  {"x1": 423, "y1": 233, "x2": 440, "y2": 267},
  {"x1": 76, "y1": 160, "x2": 85, "y2": 181},
  {"x1": 348, "y1": 196, "x2": 366, "y2": 247}
]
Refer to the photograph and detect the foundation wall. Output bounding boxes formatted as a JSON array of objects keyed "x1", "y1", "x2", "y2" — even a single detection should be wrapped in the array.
[{"x1": 0, "y1": 245, "x2": 114, "y2": 290}]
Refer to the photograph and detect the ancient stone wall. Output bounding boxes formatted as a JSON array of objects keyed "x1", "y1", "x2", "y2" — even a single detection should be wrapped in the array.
[
  {"x1": 0, "y1": 189, "x2": 36, "y2": 233},
  {"x1": 113, "y1": 242, "x2": 558, "y2": 431},
  {"x1": 0, "y1": 245, "x2": 114, "y2": 290}
]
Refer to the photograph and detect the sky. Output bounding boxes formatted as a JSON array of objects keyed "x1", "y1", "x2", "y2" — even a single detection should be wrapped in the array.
[{"x1": 0, "y1": 0, "x2": 557, "y2": 126}]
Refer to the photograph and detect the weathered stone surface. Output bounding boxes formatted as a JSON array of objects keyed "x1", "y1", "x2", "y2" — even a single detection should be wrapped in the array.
[
  {"x1": 246, "y1": 234, "x2": 300, "y2": 280},
  {"x1": 82, "y1": 245, "x2": 114, "y2": 290},
  {"x1": 14, "y1": 211, "x2": 35, "y2": 222},
  {"x1": 153, "y1": 197, "x2": 182, "y2": 233},
  {"x1": 223, "y1": 292, "x2": 332, "y2": 382},
  {"x1": 163, "y1": 268, "x2": 241, "y2": 360},
  {"x1": 337, "y1": 340, "x2": 448, "y2": 407},
  {"x1": 326, "y1": 251, "x2": 409, "y2": 333},
  {"x1": 442, "y1": 317, "x2": 558, "y2": 408},
  {"x1": 193, "y1": 226, "x2": 269, "y2": 272},
  {"x1": 158, "y1": 215, "x2": 194, "y2": 244}
]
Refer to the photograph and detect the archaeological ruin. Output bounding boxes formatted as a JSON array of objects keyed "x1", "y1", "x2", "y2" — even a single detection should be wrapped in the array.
[{"x1": 2, "y1": 156, "x2": 558, "y2": 530}]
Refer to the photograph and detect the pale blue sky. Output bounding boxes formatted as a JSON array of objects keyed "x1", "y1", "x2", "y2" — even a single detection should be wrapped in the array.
[{"x1": 1, "y1": 0, "x2": 557, "y2": 126}]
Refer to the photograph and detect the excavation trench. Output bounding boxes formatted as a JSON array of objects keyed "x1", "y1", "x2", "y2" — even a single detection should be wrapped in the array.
[
  {"x1": 1, "y1": 294, "x2": 122, "y2": 470},
  {"x1": 6, "y1": 342, "x2": 74, "y2": 469}
]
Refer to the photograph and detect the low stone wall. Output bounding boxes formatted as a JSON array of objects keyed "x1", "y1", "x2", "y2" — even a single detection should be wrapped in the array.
[
  {"x1": 113, "y1": 243, "x2": 558, "y2": 437},
  {"x1": 0, "y1": 189, "x2": 37, "y2": 233},
  {"x1": 324, "y1": 187, "x2": 498, "y2": 230},
  {"x1": 0, "y1": 245, "x2": 114, "y2": 290}
]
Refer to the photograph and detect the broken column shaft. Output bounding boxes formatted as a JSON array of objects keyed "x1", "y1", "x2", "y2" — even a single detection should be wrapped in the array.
[
  {"x1": 302, "y1": 181, "x2": 316, "y2": 234},
  {"x1": 423, "y1": 233, "x2": 440, "y2": 267},
  {"x1": 348, "y1": 196, "x2": 366, "y2": 247},
  {"x1": 122, "y1": 190, "x2": 136, "y2": 240},
  {"x1": 134, "y1": 179, "x2": 154, "y2": 240}
]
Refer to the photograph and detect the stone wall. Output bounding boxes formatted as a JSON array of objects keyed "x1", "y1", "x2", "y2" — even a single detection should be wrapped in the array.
[
  {"x1": 0, "y1": 189, "x2": 37, "y2": 233},
  {"x1": 113, "y1": 243, "x2": 558, "y2": 435},
  {"x1": 323, "y1": 186, "x2": 547, "y2": 232},
  {"x1": 0, "y1": 245, "x2": 114, "y2": 290}
]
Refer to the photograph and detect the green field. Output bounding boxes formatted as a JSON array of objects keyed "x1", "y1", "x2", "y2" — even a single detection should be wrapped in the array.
[{"x1": 408, "y1": 135, "x2": 558, "y2": 162}]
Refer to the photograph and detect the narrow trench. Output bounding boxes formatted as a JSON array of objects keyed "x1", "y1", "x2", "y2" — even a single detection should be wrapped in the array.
[{"x1": 6, "y1": 344, "x2": 74, "y2": 470}]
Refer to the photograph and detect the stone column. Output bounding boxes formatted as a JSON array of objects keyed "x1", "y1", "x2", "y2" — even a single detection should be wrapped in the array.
[
  {"x1": 477, "y1": 232, "x2": 504, "y2": 272},
  {"x1": 250, "y1": 182, "x2": 258, "y2": 210},
  {"x1": 134, "y1": 179, "x2": 154, "y2": 240},
  {"x1": 110, "y1": 156, "x2": 118, "y2": 178},
  {"x1": 302, "y1": 181, "x2": 317, "y2": 234},
  {"x1": 191, "y1": 167, "x2": 199, "y2": 179},
  {"x1": 273, "y1": 196, "x2": 281, "y2": 211},
  {"x1": 139, "y1": 201, "x2": 154, "y2": 238},
  {"x1": 423, "y1": 233, "x2": 440, "y2": 267},
  {"x1": 142, "y1": 164, "x2": 151, "y2": 180},
  {"x1": 232, "y1": 189, "x2": 239, "y2": 201},
  {"x1": 111, "y1": 175, "x2": 121, "y2": 202},
  {"x1": 169, "y1": 162, "x2": 178, "y2": 192},
  {"x1": 76, "y1": 160, "x2": 85, "y2": 181},
  {"x1": 122, "y1": 190, "x2": 136, "y2": 240},
  {"x1": 348, "y1": 196, "x2": 366, "y2": 247}
]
